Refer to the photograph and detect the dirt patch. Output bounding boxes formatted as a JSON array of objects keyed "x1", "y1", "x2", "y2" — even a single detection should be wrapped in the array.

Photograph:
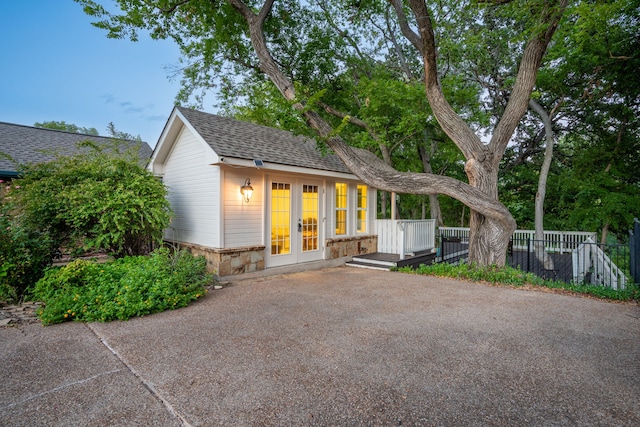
[{"x1": 0, "y1": 301, "x2": 42, "y2": 326}]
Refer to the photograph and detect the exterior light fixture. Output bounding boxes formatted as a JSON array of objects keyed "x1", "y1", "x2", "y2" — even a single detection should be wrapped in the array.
[{"x1": 240, "y1": 178, "x2": 254, "y2": 202}]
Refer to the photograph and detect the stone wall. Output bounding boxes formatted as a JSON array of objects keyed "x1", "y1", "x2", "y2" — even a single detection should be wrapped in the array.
[
  {"x1": 170, "y1": 241, "x2": 265, "y2": 277},
  {"x1": 325, "y1": 235, "x2": 378, "y2": 260}
]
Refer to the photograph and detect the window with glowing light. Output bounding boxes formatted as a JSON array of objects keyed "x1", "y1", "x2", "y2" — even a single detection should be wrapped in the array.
[
  {"x1": 335, "y1": 182, "x2": 347, "y2": 235},
  {"x1": 271, "y1": 182, "x2": 291, "y2": 255},
  {"x1": 357, "y1": 184, "x2": 367, "y2": 233}
]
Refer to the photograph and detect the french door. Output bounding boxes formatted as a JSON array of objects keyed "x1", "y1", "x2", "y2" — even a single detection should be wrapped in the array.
[{"x1": 267, "y1": 177, "x2": 323, "y2": 267}]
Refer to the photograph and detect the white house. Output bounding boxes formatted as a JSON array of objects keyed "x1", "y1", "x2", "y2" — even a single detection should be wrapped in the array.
[{"x1": 148, "y1": 107, "x2": 378, "y2": 276}]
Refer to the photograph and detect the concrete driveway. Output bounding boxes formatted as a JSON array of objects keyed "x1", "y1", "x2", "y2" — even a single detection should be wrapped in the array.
[{"x1": 2, "y1": 267, "x2": 639, "y2": 426}]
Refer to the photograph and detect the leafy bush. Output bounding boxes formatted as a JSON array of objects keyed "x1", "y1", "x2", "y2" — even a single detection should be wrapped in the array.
[
  {"x1": 0, "y1": 197, "x2": 57, "y2": 302},
  {"x1": 31, "y1": 248, "x2": 213, "y2": 325},
  {"x1": 13, "y1": 140, "x2": 172, "y2": 258},
  {"x1": 398, "y1": 262, "x2": 640, "y2": 302}
]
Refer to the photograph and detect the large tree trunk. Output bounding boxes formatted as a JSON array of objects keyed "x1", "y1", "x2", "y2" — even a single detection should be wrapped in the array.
[
  {"x1": 529, "y1": 99, "x2": 555, "y2": 270},
  {"x1": 465, "y1": 160, "x2": 513, "y2": 265}
]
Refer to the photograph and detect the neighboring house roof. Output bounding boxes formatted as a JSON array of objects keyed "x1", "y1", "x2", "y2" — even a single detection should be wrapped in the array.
[
  {"x1": 0, "y1": 122, "x2": 153, "y2": 178},
  {"x1": 175, "y1": 107, "x2": 352, "y2": 174}
]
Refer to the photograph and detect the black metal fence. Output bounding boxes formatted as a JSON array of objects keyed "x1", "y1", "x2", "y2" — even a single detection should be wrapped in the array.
[
  {"x1": 508, "y1": 237, "x2": 631, "y2": 289},
  {"x1": 630, "y1": 218, "x2": 640, "y2": 285},
  {"x1": 436, "y1": 234, "x2": 634, "y2": 289},
  {"x1": 438, "y1": 236, "x2": 469, "y2": 264}
]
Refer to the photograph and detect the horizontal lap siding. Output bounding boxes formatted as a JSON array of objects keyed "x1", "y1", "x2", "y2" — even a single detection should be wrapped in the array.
[
  {"x1": 163, "y1": 128, "x2": 220, "y2": 247},
  {"x1": 223, "y1": 170, "x2": 263, "y2": 248}
]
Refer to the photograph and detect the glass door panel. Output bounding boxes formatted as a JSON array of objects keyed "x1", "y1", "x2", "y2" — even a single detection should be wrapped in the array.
[
  {"x1": 301, "y1": 184, "x2": 319, "y2": 252},
  {"x1": 271, "y1": 182, "x2": 291, "y2": 255}
]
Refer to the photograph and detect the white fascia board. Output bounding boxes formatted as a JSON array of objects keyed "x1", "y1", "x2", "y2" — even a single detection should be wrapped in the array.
[{"x1": 212, "y1": 156, "x2": 359, "y2": 181}]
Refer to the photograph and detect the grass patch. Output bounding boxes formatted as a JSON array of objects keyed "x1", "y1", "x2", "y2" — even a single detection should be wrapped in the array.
[
  {"x1": 30, "y1": 248, "x2": 213, "y2": 325},
  {"x1": 397, "y1": 263, "x2": 640, "y2": 302}
]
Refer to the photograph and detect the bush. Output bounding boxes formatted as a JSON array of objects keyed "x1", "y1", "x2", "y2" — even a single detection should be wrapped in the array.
[
  {"x1": 31, "y1": 248, "x2": 213, "y2": 325},
  {"x1": 0, "y1": 198, "x2": 57, "y2": 302},
  {"x1": 13, "y1": 140, "x2": 172, "y2": 258}
]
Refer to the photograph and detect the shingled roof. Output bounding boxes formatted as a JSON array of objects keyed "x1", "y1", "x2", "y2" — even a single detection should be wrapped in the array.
[
  {"x1": 176, "y1": 107, "x2": 352, "y2": 174},
  {"x1": 0, "y1": 122, "x2": 153, "y2": 178}
]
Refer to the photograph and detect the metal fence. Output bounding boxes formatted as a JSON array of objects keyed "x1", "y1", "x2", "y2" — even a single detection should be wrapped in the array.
[
  {"x1": 631, "y1": 218, "x2": 640, "y2": 285},
  {"x1": 435, "y1": 234, "x2": 633, "y2": 289},
  {"x1": 509, "y1": 237, "x2": 631, "y2": 289}
]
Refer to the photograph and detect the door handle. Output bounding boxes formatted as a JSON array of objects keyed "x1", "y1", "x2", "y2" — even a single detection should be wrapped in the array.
[{"x1": 298, "y1": 219, "x2": 302, "y2": 232}]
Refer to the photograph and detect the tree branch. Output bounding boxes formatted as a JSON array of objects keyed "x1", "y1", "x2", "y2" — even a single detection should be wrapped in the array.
[{"x1": 489, "y1": 0, "x2": 569, "y2": 167}]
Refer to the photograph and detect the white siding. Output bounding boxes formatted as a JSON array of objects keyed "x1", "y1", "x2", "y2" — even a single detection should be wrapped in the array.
[
  {"x1": 223, "y1": 169, "x2": 264, "y2": 247},
  {"x1": 163, "y1": 127, "x2": 221, "y2": 247}
]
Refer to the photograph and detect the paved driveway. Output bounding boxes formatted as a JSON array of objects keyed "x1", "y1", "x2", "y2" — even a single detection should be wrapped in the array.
[{"x1": 2, "y1": 267, "x2": 639, "y2": 426}]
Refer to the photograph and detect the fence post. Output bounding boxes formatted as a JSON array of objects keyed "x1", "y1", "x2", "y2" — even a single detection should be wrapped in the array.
[
  {"x1": 527, "y1": 237, "x2": 531, "y2": 272},
  {"x1": 631, "y1": 218, "x2": 640, "y2": 284}
]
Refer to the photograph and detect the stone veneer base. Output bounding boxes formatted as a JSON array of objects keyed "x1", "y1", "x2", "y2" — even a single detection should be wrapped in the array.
[
  {"x1": 168, "y1": 234, "x2": 377, "y2": 277},
  {"x1": 166, "y1": 241, "x2": 266, "y2": 277},
  {"x1": 325, "y1": 235, "x2": 378, "y2": 260}
]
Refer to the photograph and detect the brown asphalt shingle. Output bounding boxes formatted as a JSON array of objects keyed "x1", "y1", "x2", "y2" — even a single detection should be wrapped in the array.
[{"x1": 177, "y1": 107, "x2": 351, "y2": 174}]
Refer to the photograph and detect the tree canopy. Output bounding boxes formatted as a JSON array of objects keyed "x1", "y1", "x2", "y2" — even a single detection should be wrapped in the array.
[
  {"x1": 77, "y1": 0, "x2": 639, "y2": 261},
  {"x1": 35, "y1": 120, "x2": 99, "y2": 135}
]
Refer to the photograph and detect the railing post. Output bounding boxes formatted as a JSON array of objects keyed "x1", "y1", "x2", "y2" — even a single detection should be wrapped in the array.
[{"x1": 398, "y1": 221, "x2": 405, "y2": 260}]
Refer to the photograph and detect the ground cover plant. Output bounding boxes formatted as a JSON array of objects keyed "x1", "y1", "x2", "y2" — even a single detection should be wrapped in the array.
[
  {"x1": 31, "y1": 248, "x2": 213, "y2": 325},
  {"x1": 397, "y1": 263, "x2": 640, "y2": 302}
]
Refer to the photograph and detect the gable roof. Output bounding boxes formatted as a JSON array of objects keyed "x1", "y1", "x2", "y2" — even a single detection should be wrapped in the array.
[
  {"x1": 175, "y1": 107, "x2": 352, "y2": 174},
  {"x1": 0, "y1": 122, "x2": 153, "y2": 178}
]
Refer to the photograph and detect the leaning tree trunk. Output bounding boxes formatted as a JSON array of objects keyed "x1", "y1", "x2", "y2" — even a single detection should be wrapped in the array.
[{"x1": 529, "y1": 99, "x2": 555, "y2": 270}]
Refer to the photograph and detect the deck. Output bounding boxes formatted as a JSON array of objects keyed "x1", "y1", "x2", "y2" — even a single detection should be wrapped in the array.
[{"x1": 346, "y1": 251, "x2": 437, "y2": 270}]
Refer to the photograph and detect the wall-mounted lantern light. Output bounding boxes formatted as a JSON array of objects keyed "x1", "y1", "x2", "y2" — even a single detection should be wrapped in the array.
[{"x1": 240, "y1": 178, "x2": 254, "y2": 203}]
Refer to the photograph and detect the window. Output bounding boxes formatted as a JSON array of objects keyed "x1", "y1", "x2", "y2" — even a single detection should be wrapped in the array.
[
  {"x1": 357, "y1": 184, "x2": 367, "y2": 233},
  {"x1": 335, "y1": 182, "x2": 347, "y2": 235}
]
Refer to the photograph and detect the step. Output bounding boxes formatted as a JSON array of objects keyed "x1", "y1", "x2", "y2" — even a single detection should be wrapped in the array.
[
  {"x1": 345, "y1": 260, "x2": 392, "y2": 271},
  {"x1": 351, "y1": 256, "x2": 397, "y2": 268}
]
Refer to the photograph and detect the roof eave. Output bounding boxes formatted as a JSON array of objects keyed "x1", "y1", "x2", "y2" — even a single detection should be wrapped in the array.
[{"x1": 214, "y1": 157, "x2": 359, "y2": 180}]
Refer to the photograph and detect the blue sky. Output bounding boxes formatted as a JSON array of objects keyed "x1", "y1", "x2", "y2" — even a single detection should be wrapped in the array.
[{"x1": 0, "y1": 1, "x2": 213, "y2": 146}]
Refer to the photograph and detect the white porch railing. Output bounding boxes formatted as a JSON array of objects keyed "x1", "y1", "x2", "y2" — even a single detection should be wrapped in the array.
[
  {"x1": 374, "y1": 219, "x2": 436, "y2": 260},
  {"x1": 439, "y1": 226, "x2": 471, "y2": 242},
  {"x1": 512, "y1": 230, "x2": 597, "y2": 253},
  {"x1": 572, "y1": 238, "x2": 627, "y2": 290},
  {"x1": 439, "y1": 227, "x2": 596, "y2": 254}
]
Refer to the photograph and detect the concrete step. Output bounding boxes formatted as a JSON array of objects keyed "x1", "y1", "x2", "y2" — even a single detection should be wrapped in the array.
[
  {"x1": 350, "y1": 256, "x2": 397, "y2": 268},
  {"x1": 345, "y1": 260, "x2": 392, "y2": 271}
]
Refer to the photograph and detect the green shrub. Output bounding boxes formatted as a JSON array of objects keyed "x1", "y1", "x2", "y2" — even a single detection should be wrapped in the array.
[
  {"x1": 13, "y1": 140, "x2": 172, "y2": 258},
  {"x1": 31, "y1": 248, "x2": 213, "y2": 325},
  {"x1": 0, "y1": 198, "x2": 57, "y2": 302},
  {"x1": 398, "y1": 262, "x2": 640, "y2": 302}
]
